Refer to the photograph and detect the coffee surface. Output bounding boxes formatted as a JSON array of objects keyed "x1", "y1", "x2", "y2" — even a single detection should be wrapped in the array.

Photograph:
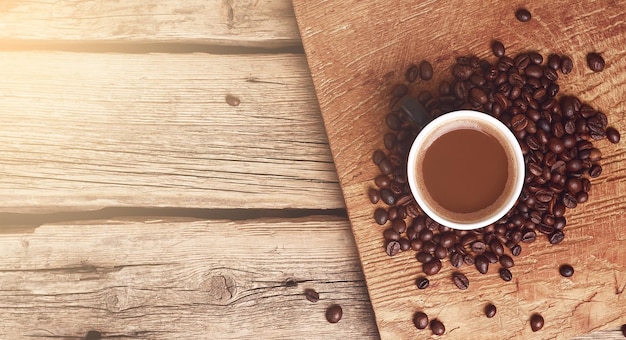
[{"x1": 422, "y1": 129, "x2": 508, "y2": 213}]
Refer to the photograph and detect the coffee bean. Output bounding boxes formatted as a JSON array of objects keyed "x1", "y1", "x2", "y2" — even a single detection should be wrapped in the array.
[
  {"x1": 499, "y1": 268, "x2": 513, "y2": 281},
  {"x1": 368, "y1": 188, "x2": 380, "y2": 204},
  {"x1": 225, "y1": 94, "x2": 241, "y2": 106},
  {"x1": 530, "y1": 313, "x2": 544, "y2": 332},
  {"x1": 386, "y1": 241, "x2": 401, "y2": 256},
  {"x1": 325, "y1": 304, "x2": 343, "y2": 323},
  {"x1": 521, "y1": 229, "x2": 537, "y2": 243},
  {"x1": 607, "y1": 127, "x2": 621, "y2": 143},
  {"x1": 490, "y1": 240, "x2": 504, "y2": 256},
  {"x1": 423, "y1": 258, "x2": 442, "y2": 275},
  {"x1": 304, "y1": 288, "x2": 319, "y2": 302},
  {"x1": 515, "y1": 8, "x2": 532, "y2": 22},
  {"x1": 499, "y1": 254, "x2": 515, "y2": 268},
  {"x1": 511, "y1": 114, "x2": 528, "y2": 131},
  {"x1": 413, "y1": 311, "x2": 429, "y2": 329},
  {"x1": 470, "y1": 87, "x2": 488, "y2": 105},
  {"x1": 434, "y1": 245, "x2": 448, "y2": 259},
  {"x1": 548, "y1": 137, "x2": 565, "y2": 154},
  {"x1": 560, "y1": 56, "x2": 573, "y2": 74},
  {"x1": 548, "y1": 230, "x2": 565, "y2": 244},
  {"x1": 586, "y1": 52, "x2": 605, "y2": 72},
  {"x1": 471, "y1": 240, "x2": 486, "y2": 254},
  {"x1": 416, "y1": 276, "x2": 430, "y2": 289},
  {"x1": 399, "y1": 238, "x2": 411, "y2": 251},
  {"x1": 525, "y1": 65, "x2": 543, "y2": 79},
  {"x1": 514, "y1": 53, "x2": 530, "y2": 70},
  {"x1": 562, "y1": 192, "x2": 578, "y2": 209},
  {"x1": 406, "y1": 64, "x2": 419, "y2": 83},
  {"x1": 589, "y1": 164, "x2": 602, "y2": 178},
  {"x1": 378, "y1": 159, "x2": 393, "y2": 175},
  {"x1": 484, "y1": 304, "x2": 497, "y2": 318},
  {"x1": 450, "y1": 251, "x2": 464, "y2": 268},
  {"x1": 374, "y1": 208, "x2": 388, "y2": 225},
  {"x1": 475, "y1": 255, "x2": 489, "y2": 274},
  {"x1": 452, "y1": 272, "x2": 469, "y2": 290},
  {"x1": 511, "y1": 244, "x2": 522, "y2": 256},
  {"x1": 491, "y1": 40, "x2": 505, "y2": 57},
  {"x1": 430, "y1": 319, "x2": 445, "y2": 336},
  {"x1": 380, "y1": 188, "x2": 396, "y2": 205},
  {"x1": 419, "y1": 60, "x2": 434, "y2": 80},
  {"x1": 559, "y1": 264, "x2": 574, "y2": 277},
  {"x1": 416, "y1": 251, "x2": 433, "y2": 263}
]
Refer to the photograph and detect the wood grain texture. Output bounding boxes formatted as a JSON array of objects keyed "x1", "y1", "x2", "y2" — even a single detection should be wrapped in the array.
[
  {"x1": 293, "y1": 0, "x2": 626, "y2": 339},
  {"x1": 0, "y1": 217, "x2": 377, "y2": 339},
  {"x1": 0, "y1": 52, "x2": 342, "y2": 212},
  {"x1": 0, "y1": 0, "x2": 299, "y2": 48}
]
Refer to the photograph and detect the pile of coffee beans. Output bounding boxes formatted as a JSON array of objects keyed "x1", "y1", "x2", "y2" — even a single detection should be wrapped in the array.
[{"x1": 369, "y1": 39, "x2": 620, "y2": 335}]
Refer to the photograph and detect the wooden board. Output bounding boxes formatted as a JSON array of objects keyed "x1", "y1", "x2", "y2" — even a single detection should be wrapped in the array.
[
  {"x1": 0, "y1": 217, "x2": 377, "y2": 339},
  {"x1": 0, "y1": 52, "x2": 342, "y2": 212},
  {"x1": 293, "y1": 0, "x2": 626, "y2": 338},
  {"x1": 0, "y1": 0, "x2": 299, "y2": 48}
]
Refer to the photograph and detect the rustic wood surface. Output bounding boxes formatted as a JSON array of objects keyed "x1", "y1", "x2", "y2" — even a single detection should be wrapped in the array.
[
  {"x1": 0, "y1": 52, "x2": 342, "y2": 212},
  {"x1": 0, "y1": 0, "x2": 622, "y2": 339},
  {"x1": 293, "y1": 0, "x2": 626, "y2": 339},
  {"x1": 0, "y1": 218, "x2": 377, "y2": 339}
]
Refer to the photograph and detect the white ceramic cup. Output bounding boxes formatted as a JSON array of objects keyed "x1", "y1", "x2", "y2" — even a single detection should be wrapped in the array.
[{"x1": 407, "y1": 110, "x2": 525, "y2": 230}]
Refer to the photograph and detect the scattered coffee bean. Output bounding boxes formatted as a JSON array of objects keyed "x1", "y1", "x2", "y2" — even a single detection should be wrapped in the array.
[
  {"x1": 484, "y1": 304, "x2": 497, "y2": 318},
  {"x1": 304, "y1": 288, "x2": 319, "y2": 303},
  {"x1": 586, "y1": 52, "x2": 605, "y2": 72},
  {"x1": 386, "y1": 241, "x2": 401, "y2": 256},
  {"x1": 416, "y1": 276, "x2": 430, "y2": 289},
  {"x1": 225, "y1": 94, "x2": 240, "y2": 106},
  {"x1": 413, "y1": 311, "x2": 429, "y2": 329},
  {"x1": 515, "y1": 8, "x2": 532, "y2": 22},
  {"x1": 499, "y1": 268, "x2": 513, "y2": 281},
  {"x1": 491, "y1": 40, "x2": 505, "y2": 57},
  {"x1": 406, "y1": 64, "x2": 419, "y2": 83},
  {"x1": 368, "y1": 188, "x2": 380, "y2": 204},
  {"x1": 499, "y1": 254, "x2": 514, "y2": 268},
  {"x1": 475, "y1": 255, "x2": 489, "y2": 274},
  {"x1": 452, "y1": 272, "x2": 469, "y2": 290},
  {"x1": 430, "y1": 319, "x2": 445, "y2": 336},
  {"x1": 559, "y1": 264, "x2": 574, "y2": 277},
  {"x1": 607, "y1": 127, "x2": 621, "y2": 143},
  {"x1": 560, "y1": 55, "x2": 573, "y2": 74},
  {"x1": 511, "y1": 245, "x2": 522, "y2": 256},
  {"x1": 374, "y1": 208, "x2": 388, "y2": 225},
  {"x1": 423, "y1": 258, "x2": 442, "y2": 275},
  {"x1": 326, "y1": 304, "x2": 343, "y2": 323},
  {"x1": 419, "y1": 60, "x2": 433, "y2": 80},
  {"x1": 530, "y1": 313, "x2": 544, "y2": 332}
]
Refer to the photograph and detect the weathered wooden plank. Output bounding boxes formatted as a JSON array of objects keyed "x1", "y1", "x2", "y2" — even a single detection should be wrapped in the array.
[
  {"x1": 0, "y1": 217, "x2": 377, "y2": 339},
  {"x1": 293, "y1": 0, "x2": 626, "y2": 339},
  {"x1": 0, "y1": 52, "x2": 343, "y2": 212},
  {"x1": 0, "y1": 0, "x2": 299, "y2": 48}
]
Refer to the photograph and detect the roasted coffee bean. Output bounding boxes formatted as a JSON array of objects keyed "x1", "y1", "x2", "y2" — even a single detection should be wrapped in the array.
[
  {"x1": 559, "y1": 264, "x2": 574, "y2": 277},
  {"x1": 416, "y1": 251, "x2": 433, "y2": 263},
  {"x1": 423, "y1": 258, "x2": 442, "y2": 275},
  {"x1": 549, "y1": 230, "x2": 565, "y2": 244},
  {"x1": 470, "y1": 87, "x2": 488, "y2": 105},
  {"x1": 560, "y1": 55, "x2": 573, "y2": 74},
  {"x1": 450, "y1": 251, "x2": 464, "y2": 268},
  {"x1": 511, "y1": 114, "x2": 528, "y2": 131},
  {"x1": 386, "y1": 239, "x2": 401, "y2": 257},
  {"x1": 392, "y1": 84, "x2": 408, "y2": 98},
  {"x1": 374, "y1": 174, "x2": 390, "y2": 188},
  {"x1": 464, "y1": 254, "x2": 475, "y2": 265},
  {"x1": 475, "y1": 255, "x2": 489, "y2": 274},
  {"x1": 378, "y1": 159, "x2": 393, "y2": 175},
  {"x1": 484, "y1": 251, "x2": 498, "y2": 264},
  {"x1": 514, "y1": 53, "x2": 530, "y2": 69},
  {"x1": 521, "y1": 229, "x2": 537, "y2": 243},
  {"x1": 304, "y1": 288, "x2": 320, "y2": 303},
  {"x1": 470, "y1": 240, "x2": 486, "y2": 254},
  {"x1": 490, "y1": 240, "x2": 505, "y2": 256},
  {"x1": 453, "y1": 64, "x2": 473, "y2": 80},
  {"x1": 606, "y1": 127, "x2": 621, "y2": 143},
  {"x1": 417, "y1": 90, "x2": 433, "y2": 104},
  {"x1": 548, "y1": 137, "x2": 565, "y2": 154},
  {"x1": 491, "y1": 40, "x2": 505, "y2": 57},
  {"x1": 515, "y1": 8, "x2": 532, "y2": 22},
  {"x1": 499, "y1": 254, "x2": 515, "y2": 268},
  {"x1": 499, "y1": 268, "x2": 513, "y2": 281},
  {"x1": 525, "y1": 65, "x2": 543, "y2": 79},
  {"x1": 387, "y1": 207, "x2": 398, "y2": 221},
  {"x1": 406, "y1": 64, "x2": 419, "y2": 83},
  {"x1": 586, "y1": 52, "x2": 605, "y2": 72},
  {"x1": 452, "y1": 272, "x2": 470, "y2": 290},
  {"x1": 413, "y1": 311, "x2": 429, "y2": 329},
  {"x1": 391, "y1": 219, "x2": 407, "y2": 233},
  {"x1": 484, "y1": 303, "x2": 497, "y2": 318},
  {"x1": 416, "y1": 276, "x2": 430, "y2": 289},
  {"x1": 225, "y1": 94, "x2": 241, "y2": 106},
  {"x1": 419, "y1": 60, "x2": 434, "y2": 80},
  {"x1": 383, "y1": 228, "x2": 400, "y2": 242},
  {"x1": 430, "y1": 319, "x2": 445, "y2": 336},
  {"x1": 368, "y1": 188, "x2": 380, "y2": 204},
  {"x1": 434, "y1": 245, "x2": 448, "y2": 259},
  {"x1": 383, "y1": 132, "x2": 396, "y2": 150},
  {"x1": 547, "y1": 54, "x2": 561, "y2": 70},
  {"x1": 386, "y1": 113, "x2": 402, "y2": 130},
  {"x1": 529, "y1": 51, "x2": 543, "y2": 65},
  {"x1": 379, "y1": 188, "x2": 396, "y2": 205},
  {"x1": 399, "y1": 238, "x2": 411, "y2": 251},
  {"x1": 326, "y1": 304, "x2": 343, "y2": 323},
  {"x1": 530, "y1": 313, "x2": 544, "y2": 332},
  {"x1": 372, "y1": 150, "x2": 385, "y2": 165},
  {"x1": 576, "y1": 191, "x2": 589, "y2": 203},
  {"x1": 589, "y1": 164, "x2": 602, "y2": 178},
  {"x1": 374, "y1": 208, "x2": 388, "y2": 225},
  {"x1": 511, "y1": 244, "x2": 522, "y2": 256},
  {"x1": 411, "y1": 239, "x2": 423, "y2": 251},
  {"x1": 562, "y1": 192, "x2": 578, "y2": 209}
]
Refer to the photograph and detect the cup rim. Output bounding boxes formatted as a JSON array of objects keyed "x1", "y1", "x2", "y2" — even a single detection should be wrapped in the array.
[{"x1": 407, "y1": 110, "x2": 525, "y2": 230}]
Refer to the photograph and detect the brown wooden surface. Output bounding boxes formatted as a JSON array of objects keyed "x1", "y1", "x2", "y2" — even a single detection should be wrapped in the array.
[
  {"x1": 293, "y1": 0, "x2": 626, "y2": 339},
  {"x1": 0, "y1": 0, "x2": 623, "y2": 339}
]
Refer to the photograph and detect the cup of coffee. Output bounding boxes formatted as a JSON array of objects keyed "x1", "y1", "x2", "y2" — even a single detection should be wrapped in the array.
[{"x1": 406, "y1": 110, "x2": 525, "y2": 230}]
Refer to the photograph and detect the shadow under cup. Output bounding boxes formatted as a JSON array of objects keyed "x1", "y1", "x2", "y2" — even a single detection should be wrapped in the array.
[{"x1": 407, "y1": 110, "x2": 525, "y2": 230}]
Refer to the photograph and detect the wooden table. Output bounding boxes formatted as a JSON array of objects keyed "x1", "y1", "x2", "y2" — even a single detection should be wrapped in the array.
[{"x1": 0, "y1": 1, "x2": 621, "y2": 339}]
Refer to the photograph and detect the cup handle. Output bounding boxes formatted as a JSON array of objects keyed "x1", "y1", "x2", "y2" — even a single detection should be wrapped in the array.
[{"x1": 394, "y1": 95, "x2": 433, "y2": 128}]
